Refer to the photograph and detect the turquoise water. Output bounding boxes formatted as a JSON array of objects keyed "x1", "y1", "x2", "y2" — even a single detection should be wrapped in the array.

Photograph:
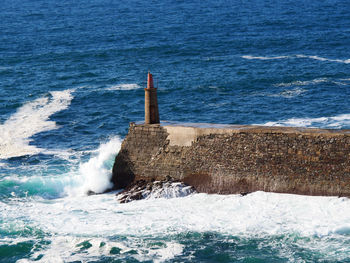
[{"x1": 1, "y1": 0, "x2": 350, "y2": 262}]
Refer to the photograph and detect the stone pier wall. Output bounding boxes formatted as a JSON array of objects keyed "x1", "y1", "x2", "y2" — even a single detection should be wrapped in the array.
[{"x1": 112, "y1": 122, "x2": 350, "y2": 196}]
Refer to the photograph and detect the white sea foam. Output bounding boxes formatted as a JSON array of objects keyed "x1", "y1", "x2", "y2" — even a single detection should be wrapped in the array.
[
  {"x1": 274, "y1": 87, "x2": 307, "y2": 98},
  {"x1": 274, "y1": 78, "x2": 329, "y2": 87},
  {"x1": 260, "y1": 113, "x2": 350, "y2": 129},
  {"x1": 296, "y1": 54, "x2": 350, "y2": 64},
  {"x1": 16, "y1": 236, "x2": 126, "y2": 263},
  {"x1": 0, "y1": 66, "x2": 11, "y2": 72},
  {"x1": 3, "y1": 191, "x2": 350, "y2": 262},
  {"x1": 106, "y1": 83, "x2": 141, "y2": 91},
  {"x1": 64, "y1": 136, "x2": 122, "y2": 196},
  {"x1": 148, "y1": 242, "x2": 184, "y2": 263},
  {"x1": 0, "y1": 89, "x2": 75, "y2": 159},
  {"x1": 252, "y1": 87, "x2": 307, "y2": 98},
  {"x1": 242, "y1": 54, "x2": 350, "y2": 64},
  {"x1": 16, "y1": 235, "x2": 184, "y2": 263},
  {"x1": 242, "y1": 55, "x2": 290, "y2": 60},
  {"x1": 273, "y1": 77, "x2": 350, "y2": 93}
]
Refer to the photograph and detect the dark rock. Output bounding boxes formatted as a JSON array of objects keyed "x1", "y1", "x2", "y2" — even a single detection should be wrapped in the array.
[{"x1": 86, "y1": 190, "x2": 97, "y2": 196}]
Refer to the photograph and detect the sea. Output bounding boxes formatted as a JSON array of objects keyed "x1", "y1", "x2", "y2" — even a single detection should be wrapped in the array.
[{"x1": 1, "y1": 0, "x2": 350, "y2": 262}]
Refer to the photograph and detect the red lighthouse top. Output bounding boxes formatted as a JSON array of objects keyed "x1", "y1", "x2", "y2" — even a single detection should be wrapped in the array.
[{"x1": 147, "y1": 72, "x2": 154, "y2": 89}]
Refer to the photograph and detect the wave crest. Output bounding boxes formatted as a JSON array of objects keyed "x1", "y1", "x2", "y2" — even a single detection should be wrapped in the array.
[{"x1": 65, "y1": 137, "x2": 122, "y2": 196}]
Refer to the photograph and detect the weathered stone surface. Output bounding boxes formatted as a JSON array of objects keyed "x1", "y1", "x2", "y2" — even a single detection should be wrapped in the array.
[{"x1": 112, "y1": 122, "x2": 350, "y2": 196}]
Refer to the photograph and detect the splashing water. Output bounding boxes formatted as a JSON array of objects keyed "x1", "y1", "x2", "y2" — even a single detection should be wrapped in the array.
[
  {"x1": 0, "y1": 137, "x2": 121, "y2": 199},
  {"x1": 65, "y1": 137, "x2": 121, "y2": 196}
]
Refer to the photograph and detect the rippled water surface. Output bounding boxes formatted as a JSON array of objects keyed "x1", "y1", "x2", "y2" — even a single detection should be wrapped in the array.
[{"x1": 1, "y1": 0, "x2": 350, "y2": 262}]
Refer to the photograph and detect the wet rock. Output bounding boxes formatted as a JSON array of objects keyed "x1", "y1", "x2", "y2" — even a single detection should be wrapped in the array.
[
  {"x1": 116, "y1": 177, "x2": 195, "y2": 203},
  {"x1": 86, "y1": 190, "x2": 97, "y2": 196}
]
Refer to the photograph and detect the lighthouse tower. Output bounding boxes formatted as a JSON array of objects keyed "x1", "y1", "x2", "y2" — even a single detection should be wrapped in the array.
[{"x1": 144, "y1": 72, "x2": 160, "y2": 124}]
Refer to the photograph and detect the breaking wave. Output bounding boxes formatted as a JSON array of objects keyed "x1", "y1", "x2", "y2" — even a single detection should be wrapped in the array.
[
  {"x1": 65, "y1": 136, "x2": 121, "y2": 196},
  {"x1": 0, "y1": 137, "x2": 122, "y2": 199}
]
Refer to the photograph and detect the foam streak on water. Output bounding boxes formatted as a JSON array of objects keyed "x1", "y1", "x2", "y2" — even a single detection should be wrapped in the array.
[
  {"x1": 105, "y1": 83, "x2": 141, "y2": 91},
  {"x1": 242, "y1": 54, "x2": 350, "y2": 64},
  {"x1": 260, "y1": 113, "x2": 350, "y2": 129},
  {"x1": 0, "y1": 89, "x2": 75, "y2": 159},
  {"x1": 242, "y1": 55, "x2": 290, "y2": 60},
  {"x1": 274, "y1": 78, "x2": 329, "y2": 87}
]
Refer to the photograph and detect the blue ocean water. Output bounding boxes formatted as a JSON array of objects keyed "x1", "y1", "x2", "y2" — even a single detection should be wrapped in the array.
[{"x1": 1, "y1": 0, "x2": 350, "y2": 262}]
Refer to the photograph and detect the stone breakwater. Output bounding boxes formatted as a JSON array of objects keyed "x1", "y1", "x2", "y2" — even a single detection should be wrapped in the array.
[
  {"x1": 116, "y1": 177, "x2": 195, "y2": 203},
  {"x1": 112, "y1": 122, "x2": 350, "y2": 196}
]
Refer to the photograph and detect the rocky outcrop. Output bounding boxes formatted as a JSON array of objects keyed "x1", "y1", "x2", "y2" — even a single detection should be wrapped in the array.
[
  {"x1": 116, "y1": 176, "x2": 195, "y2": 203},
  {"x1": 112, "y1": 122, "x2": 350, "y2": 197}
]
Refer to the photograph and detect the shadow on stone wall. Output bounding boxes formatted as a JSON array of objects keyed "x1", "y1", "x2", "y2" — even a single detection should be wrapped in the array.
[{"x1": 112, "y1": 149, "x2": 135, "y2": 189}]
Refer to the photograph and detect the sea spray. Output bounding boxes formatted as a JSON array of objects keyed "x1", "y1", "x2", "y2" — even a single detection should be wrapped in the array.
[
  {"x1": 65, "y1": 136, "x2": 122, "y2": 196},
  {"x1": 0, "y1": 137, "x2": 121, "y2": 199}
]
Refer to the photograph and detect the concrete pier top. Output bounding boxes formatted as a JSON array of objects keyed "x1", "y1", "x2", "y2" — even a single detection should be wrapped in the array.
[
  {"x1": 161, "y1": 121, "x2": 350, "y2": 134},
  {"x1": 136, "y1": 120, "x2": 350, "y2": 134},
  {"x1": 135, "y1": 121, "x2": 350, "y2": 147}
]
